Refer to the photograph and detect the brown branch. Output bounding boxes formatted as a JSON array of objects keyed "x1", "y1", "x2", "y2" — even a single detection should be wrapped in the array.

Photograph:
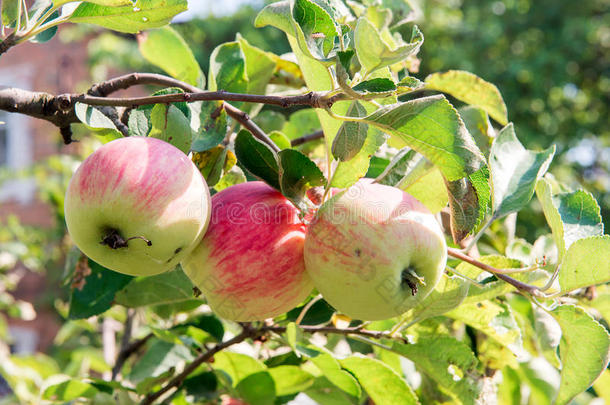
[
  {"x1": 141, "y1": 325, "x2": 261, "y2": 405},
  {"x1": 0, "y1": 33, "x2": 18, "y2": 56},
  {"x1": 291, "y1": 129, "x2": 324, "y2": 146},
  {"x1": 447, "y1": 247, "x2": 545, "y2": 297}
]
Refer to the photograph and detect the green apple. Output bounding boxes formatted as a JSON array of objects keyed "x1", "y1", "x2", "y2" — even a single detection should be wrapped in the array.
[
  {"x1": 304, "y1": 180, "x2": 447, "y2": 320},
  {"x1": 64, "y1": 137, "x2": 211, "y2": 276}
]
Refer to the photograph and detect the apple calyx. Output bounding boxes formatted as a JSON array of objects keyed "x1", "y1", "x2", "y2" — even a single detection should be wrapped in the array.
[
  {"x1": 401, "y1": 267, "x2": 427, "y2": 296},
  {"x1": 99, "y1": 228, "x2": 152, "y2": 249}
]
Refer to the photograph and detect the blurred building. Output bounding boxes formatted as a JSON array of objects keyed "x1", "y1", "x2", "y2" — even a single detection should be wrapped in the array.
[{"x1": 0, "y1": 32, "x2": 89, "y2": 354}]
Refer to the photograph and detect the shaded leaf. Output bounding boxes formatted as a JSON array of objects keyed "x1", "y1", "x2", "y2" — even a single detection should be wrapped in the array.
[
  {"x1": 74, "y1": 102, "x2": 122, "y2": 138},
  {"x1": 332, "y1": 101, "x2": 369, "y2": 161},
  {"x1": 68, "y1": 259, "x2": 133, "y2": 320},
  {"x1": 192, "y1": 145, "x2": 229, "y2": 187},
  {"x1": 236, "y1": 371, "x2": 276, "y2": 405},
  {"x1": 114, "y1": 268, "x2": 196, "y2": 307},
  {"x1": 212, "y1": 352, "x2": 266, "y2": 386},
  {"x1": 278, "y1": 148, "x2": 326, "y2": 204},
  {"x1": 268, "y1": 366, "x2": 314, "y2": 396},
  {"x1": 1, "y1": 0, "x2": 19, "y2": 26},
  {"x1": 129, "y1": 339, "x2": 194, "y2": 384},
  {"x1": 445, "y1": 176, "x2": 480, "y2": 243},
  {"x1": 375, "y1": 148, "x2": 417, "y2": 186},
  {"x1": 352, "y1": 78, "x2": 397, "y2": 95},
  {"x1": 459, "y1": 106, "x2": 494, "y2": 154},
  {"x1": 127, "y1": 108, "x2": 150, "y2": 137},
  {"x1": 192, "y1": 101, "x2": 227, "y2": 152},
  {"x1": 234, "y1": 130, "x2": 280, "y2": 190}
]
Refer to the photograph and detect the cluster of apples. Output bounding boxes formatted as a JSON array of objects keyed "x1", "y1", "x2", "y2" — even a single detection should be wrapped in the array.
[{"x1": 65, "y1": 137, "x2": 447, "y2": 321}]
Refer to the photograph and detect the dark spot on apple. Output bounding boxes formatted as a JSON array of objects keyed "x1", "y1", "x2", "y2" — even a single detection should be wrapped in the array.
[
  {"x1": 355, "y1": 248, "x2": 361, "y2": 257},
  {"x1": 174, "y1": 247, "x2": 183, "y2": 254}
]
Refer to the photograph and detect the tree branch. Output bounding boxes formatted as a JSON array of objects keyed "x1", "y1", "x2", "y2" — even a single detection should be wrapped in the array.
[
  {"x1": 291, "y1": 129, "x2": 324, "y2": 146},
  {"x1": 447, "y1": 247, "x2": 546, "y2": 297},
  {"x1": 141, "y1": 321, "x2": 406, "y2": 404}
]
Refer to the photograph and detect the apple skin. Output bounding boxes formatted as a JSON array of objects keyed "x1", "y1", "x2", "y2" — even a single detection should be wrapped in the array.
[
  {"x1": 304, "y1": 180, "x2": 447, "y2": 321},
  {"x1": 64, "y1": 137, "x2": 211, "y2": 276},
  {"x1": 182, "y1": 181, "x2": 313, "y2": 321}
]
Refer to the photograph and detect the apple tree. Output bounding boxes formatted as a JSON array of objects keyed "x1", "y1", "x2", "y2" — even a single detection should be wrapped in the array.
[{"x1": 0, "y1": 0, "x2": 609, "y2": 404}]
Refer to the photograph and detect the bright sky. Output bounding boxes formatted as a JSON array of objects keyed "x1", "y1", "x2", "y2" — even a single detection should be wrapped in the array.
[{"x1": 173, "y1": 0, "x2": 263, "y2": 22}]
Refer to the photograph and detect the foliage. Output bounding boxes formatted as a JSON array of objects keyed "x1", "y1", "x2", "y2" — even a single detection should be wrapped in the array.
[{"x1": 0, "y1": 0, "x2": 609, "y2": 404}]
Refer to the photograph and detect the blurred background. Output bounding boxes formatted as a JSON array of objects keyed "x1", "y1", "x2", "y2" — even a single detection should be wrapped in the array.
[{"x1": 0, "y1": 0, "x2": 608, "y2": 398}]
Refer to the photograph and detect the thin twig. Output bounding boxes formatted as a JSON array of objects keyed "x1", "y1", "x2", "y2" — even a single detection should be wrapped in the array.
[
  {"x1": 447, "y1": 247, "x2": 546, "y2": 297},
  {"x1": 291, "y1": 129, "x2": 324, "y2": 146},
  {"x1": 141, "y1": 322, "x2": 406, "y2": 403},
  {"x1": 111, "y1": 309, "x2": 138, "y2": 380}
]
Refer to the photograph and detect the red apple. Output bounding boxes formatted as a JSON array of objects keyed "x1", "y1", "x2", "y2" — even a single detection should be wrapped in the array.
[
  {"x1": 304, "y1": 180, "x2": 447, "y2": 320},
  {"x1": 64, "y1": 137, "x2": 211, "y2": 276},
  {"x1": 182, "y1": 181, "x2": 313, "y2": 321}
]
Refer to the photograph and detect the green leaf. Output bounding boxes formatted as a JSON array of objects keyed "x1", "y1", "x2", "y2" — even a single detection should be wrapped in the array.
[
  {"x1": 305, "y1": 377, "x2": 360, "y2": 405},
  {"x1": 535, "y1": 178, "x2": 603, "y2": 261},
  {"x1": 391, "y1": 337, "x2": 481, "y2": 405},
  {"x1": 375, "y1": 148, "x2": 417, "y2": 186},
  {"x1": 552, "y1": 305, "x2": 610, "y2": 405},
  {"x1": 56, "y1": 0, "x2": 134, "y2": 6},
  {"x1": 68, "y1": 259, "x2": 133, "y2": 320},
  {"x1": 340, "y1": 356, "x2": 418, "y2": 404},
  {"x1": 332, "y1": 101, "x2": 369, "y2": 161},
  {"x1": 255, "y1": 1, "x2": 294, "y2": 37},
  {"x1": 129, "y1": 339, "x2": 194, "y2": 384},
  {"x1": 1, "y1": 0, "x2": 18, "y2": 26},
  {"x1": 352, "y1": 78, "x2": 397, "y2": 95},
  {"x1": 446, "y1": 300, "x2": 522, "y2": 349},
  {"x1": 278, "y1": 148, "x2": 326, "y2": 204},
  {"x1": 365, "y1": 95, "x2": 485, "y2": 181},
  {"x1": 293, "y1": 0, "x2": 340, "y2": 60},
  {"x1": 192, "y1": 101, "x2": 227, "y2": 152},
  {"x1": 149, "y1": 104, "x2": 192, "y2": 154},
  {"x1": 208, "y1": 41, "x2": 247, "y2": 96},
  {"x1": 401, "y1": 274, "x2": 470, "y2": 325},
  {"x1": 469, "y1": 166, "x2": 491, "y2": 229},
  {"x1": 74, "y1": 102, "x2": 122, "y2": 138},
  {"x1": 234, "y1": 130, "x2": 280, "y2": 190},
  {"x1": 310, "y1": 353, "x2": 362, "y2": 397},
  {"x1": 70, "y1": 0, "x2": 188, "y2": 33},
  {"x1": 269, "y1": 130, "x2": 292, "y2": 150},
  {"x1": 236, "y1": 371, "x2": 276, "y2": 405},
  {"x1": 558, "y1": 236, "x2": 610, "y2": 293},
  {"x1": 404, "y1": 168, "x2": 449, "y2": 214},
  {"x1": 489, "y1": 123, "x2": 555, "y2": 219},
  {"x1": 114, "y1": 267, "x2": 197, "y2": 307},
  {"x1": 127, "y1": 108, "x2": 150, "y2": 137},
  {"x1": 212, "y1": 352, "x2": 266, "y2": 386},
  {"x1": 214, "y1": 166, "x2": 247, "y2": 192},
  {"x1": 268, "y1": 366, "x2": 314, "y2": 396},
  {"x1": 445, "y1": 176, "x2": 480, "y2": 243},
  {"x1": 425, "y1": 70, "x2": 508, "y2": 125},
  {"x1": 138, "y1": 26, "x2": 204, "y2": 87},
  {"x1": 42, "y1": 379, "x2": 99, "y2": 401},
  {"x1": 459, "y1": 106, "x2": 494, "y2": 154},
  {"x1": 355, "y1": 18, "x2": 423, "y2": 75},
  {"x1": 397, "y1": 76, "x2": 424, "y2": 92},
  {"x1": 236, "y1": 34, "x2": 277, "y2": 98},
  {"x1": 30, "y1": 10, "x2": 60, "y2": 43}
]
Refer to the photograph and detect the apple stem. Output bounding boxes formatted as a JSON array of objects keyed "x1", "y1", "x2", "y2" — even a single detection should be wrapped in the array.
[
  {"x1": 100, "y1": 229, "x2": 152, "y2": 249},
  {"x1": 402, "y1": 267, "x2": 425, "y2": 296}
]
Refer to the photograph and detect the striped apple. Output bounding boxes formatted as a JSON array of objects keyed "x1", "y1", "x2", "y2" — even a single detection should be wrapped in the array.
[
  {"x1": 182, "y1": 181, "x2": 313, "y2": 321},
  {"x1": 304, "y1": 180, "x2": 447, "y2": 321},
  {"x1": 64, "y1": 137, "x2": 211, "y2": 276}
]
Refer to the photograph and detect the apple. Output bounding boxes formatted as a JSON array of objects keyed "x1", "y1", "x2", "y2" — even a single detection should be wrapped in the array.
[
  {"x1": 64, "y1": 136, "x2": 211, "y2": 276},
  {"x1": 182, "y1": 181, "x2": 313, "y2": 321},
  {"x1": 304, "y1": 180, "x2": 447, "y2": 320}
]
